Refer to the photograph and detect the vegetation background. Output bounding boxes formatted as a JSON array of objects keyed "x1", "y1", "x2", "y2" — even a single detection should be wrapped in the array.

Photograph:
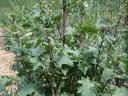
[{"x1": 0, "y1": 0, "x2": 128, "y2": 96}]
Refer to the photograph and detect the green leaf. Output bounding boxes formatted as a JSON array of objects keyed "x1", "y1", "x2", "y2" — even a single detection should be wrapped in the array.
[
  {"x1": 78, "y1": 78, "x2": 97, "y2": 96},
  {"x1": 0, "y1": 77, "x2": 10, "y2": 91},
  {"x1": 30, "y1": 47, "x2": 42, "y2": 56},
  {"x1": 34, "y1": 91, "x2": 42, "y2": 96},
  {"x1": 118, "y1": 62, "x2": 126, "y2": 72},
  {"x1": 33, "y1": 62, "x2": 42, "y2": 70},
  {"x1": 113, "y1": 88, "x2": 128, "y2": 96},
  {"x1": 80, "y1": 21, "x2": 98, "y2": 33},
  {"x1": 58, "y1": 55, "x2": 74, "y2": 68},
  {"x1": 101, "y1": 93, "x2": 111, "y2": 96},
  {"x1": 60, "y1": 92, "x2": 73, "y2": 96},
  {"x1": 24, "y1": 32, "x2": 32, "y2": 37},
  {"x1": 27, "y1": 56, "x2": 38, "y2": 63},
  {"x1": 101, "y1": 68, "x2": 113, "y2": 81},
  {"x1": 19, "y1": 84, "x2": 35, "y2": 96},
  {"x1": 66, "y1": 26, "x2": 76, "y2": 35},
  {"x1": 62, "y1": 69, "x2": 68, "y2": 75}
]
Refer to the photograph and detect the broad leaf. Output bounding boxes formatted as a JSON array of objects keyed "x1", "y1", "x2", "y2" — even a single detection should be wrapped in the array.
[
  {"x1": 113, "y1": 88, "x2": 128, "y2": 96},
  {"x1": 0, "y1": 77, "x2": 10, "y2": 91},
  {"x1": 101, "y1": 68, "x2": 113, "y2": 81},
  {"x1": 78, "y1": 78, "x2": 97, "y2": 96},
  {"x1": 58, "y1": 55, "x2": 74, "y2": 68},
  {"x1": 30, "y1": 47, "x2": 42, "y2": 56},
  {"x1": 19, "y1": 84, "x2": 35, "y2": 96}
]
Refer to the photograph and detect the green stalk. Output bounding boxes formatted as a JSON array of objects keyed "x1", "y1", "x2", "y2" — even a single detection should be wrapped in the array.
[{"x1": 62, "y1": 0, "x2": 68, "y2": 45}]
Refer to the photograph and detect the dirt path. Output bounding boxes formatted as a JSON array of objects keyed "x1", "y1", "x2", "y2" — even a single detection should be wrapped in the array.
[{"x1": 0, "y1": 28, "x2": 16, "y2": 77}]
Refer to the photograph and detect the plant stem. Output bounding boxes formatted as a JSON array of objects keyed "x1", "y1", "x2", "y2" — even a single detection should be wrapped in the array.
[
  {"x1": 56, "y1": 24, "x2": 63, "y2": 41},
  {"x1": 79, "y1": 7, "x2": 85, "y2": 48},
  {"x1": 95, "y1": 30, "x2": 105, "y2": 80},
  {"x1": 22, "y1": 61, "x2": 31, "y2": 82},
  {"x1": 47, "y1": 34, "x2": 58, "y2": 96},
  {"x1": 62, "y1": 0, "x2": 68, "y2": 45}
]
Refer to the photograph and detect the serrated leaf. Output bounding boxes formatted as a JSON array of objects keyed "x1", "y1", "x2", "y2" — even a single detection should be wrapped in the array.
[
  {"x1": 19, "y1": 84, "x2": 35, "y2": 96},
  {"x1": 58, "y1": 56, "x2": 74, "y2": 68},
  {"x1": 34, "y1": 91, "x2": 42, "y2": 96},
  {"x1": 113, "y1": 88, "x2": 128, "y2": 96},
  {"x1": 31, "y1": 47, "x2": 42, "y2": 56},
  {"x1": 101, "y1": 68, "x2": 113, "y2": 81},
  {"x1": 78, "y1": 78, "x2": 97, "y2": 96},
  {"x1": 33, "y1": 62, "x2": 42, "y2": 70}
]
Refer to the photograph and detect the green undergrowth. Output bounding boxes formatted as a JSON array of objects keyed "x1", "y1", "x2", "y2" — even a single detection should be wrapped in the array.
[{"x1": 1, "y1": 0, "x2": 128, "y2": 96}]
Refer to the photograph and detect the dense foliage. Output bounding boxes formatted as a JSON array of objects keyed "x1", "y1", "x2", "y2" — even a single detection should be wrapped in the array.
[{"x1": 0, "y1": 0, "x2": 128, "y2": 96}]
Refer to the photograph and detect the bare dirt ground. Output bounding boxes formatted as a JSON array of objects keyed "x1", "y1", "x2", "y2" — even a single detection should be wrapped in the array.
[
  {"x1": 0, "y1": 28, "x2": 17, "y2": 95},
  {"x1": 0, "y1": 28, "x2": 16, "y2": 77}
]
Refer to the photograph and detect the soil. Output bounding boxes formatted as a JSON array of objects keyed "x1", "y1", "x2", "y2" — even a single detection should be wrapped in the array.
[{"x1": 0, "y1": 28, "x2": 16, "y2": 77}]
